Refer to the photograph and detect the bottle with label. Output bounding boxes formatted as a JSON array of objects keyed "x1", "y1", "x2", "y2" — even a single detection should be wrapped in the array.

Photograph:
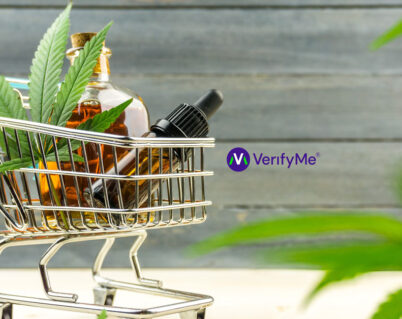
[
  {"x1": 84, "y1": 90, "x2": 223, "y2": 213},
  {"x1": 40, "y1": 33, "x2": 150, "y2": 229}
]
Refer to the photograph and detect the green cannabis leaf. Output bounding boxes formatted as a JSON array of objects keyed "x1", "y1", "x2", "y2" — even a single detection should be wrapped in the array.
[
  {"x1": 97, "y1": 310, "x2": 107, "y2": 319},
  {"x1": 191, "y1": 212, "x2": 402, "y2": 318},
  {"x1": 368, "y1": 22, "x2": 402, "y2": 318},
  {"x1": 29, "y1": 3, "x2": 71, "y2": 124},
  {"x1": 46, "y1": 150, "x2": 84, "y2": 163},
  {"x1": 51, "y1": 21, "x2": 113, "y2": 128},
  {"x1": 0, "y1": 157, "x2": 33, "y2": 173},
  {"x1": 78, "y1": 98, "x2": 132, "y2": 132},
  {"x1": 0, "y1": 4, "x2": 129, "y2": 233},
  {"x1": 189, "y1": 213, "x2": 402, "y2": 256},
  {"x1": 0, "y1": 76, "x2": 28, "y2": 121},
  {"x1": 0, "y1": 76, "x2": 29, "y2": 157},
  {"x1": 267, "y1": 242, "x2": 402, "y2": 304},
  {"x1": 372, "y1": 289, "x2": 402, "y2": 319},
  {"x1": 52, "y1": 98, "x2": 133, "y2": 155},
  {"x1": 370, "y1": 19, "x2": 402, "y2": 50},
  {"x1": 0, "y1": 152, "x2": 83, "y2": 174}
]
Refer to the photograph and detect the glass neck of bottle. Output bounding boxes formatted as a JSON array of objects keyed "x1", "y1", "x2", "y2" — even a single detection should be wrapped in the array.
[
  {"x1": 90, "y1": 55, "x2": 110, "y2": 82},
  {"x1": 67, "y1": 47, "x2": 111, "y2": 83}
]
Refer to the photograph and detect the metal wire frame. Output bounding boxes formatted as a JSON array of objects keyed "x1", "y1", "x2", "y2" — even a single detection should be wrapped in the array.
[
  {"x1": 0, "y1": 93, "x2": 215, "y2": 318},
  {"x1": 0, "y1": 230, "x2": 213, "y2": 318},
  {"x1": 0, "y1": 116, "x2": 215, "y2": 235},
  {"x1": 0, "y1": 78, "x2": 216, "y2": 319}
]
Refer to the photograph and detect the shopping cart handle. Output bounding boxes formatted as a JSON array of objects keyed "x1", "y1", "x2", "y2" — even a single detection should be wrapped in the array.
[{"x1": 5, "y1": 77, "x2": 29, "y2": 90}]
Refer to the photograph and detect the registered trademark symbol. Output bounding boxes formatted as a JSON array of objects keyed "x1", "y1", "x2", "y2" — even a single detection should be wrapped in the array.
[{"x1": 316, "y1": 152, "x2": 320, "y2": 157}]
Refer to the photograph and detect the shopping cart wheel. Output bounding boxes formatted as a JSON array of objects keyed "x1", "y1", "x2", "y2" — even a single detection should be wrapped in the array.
[
  {"x1": 180, "y1": 309, "x2": 206, "y2": 319},
  {"x1": 0, "y1": 303, "x2": 12, "y2": 319},
  {"x1": 93, "y1": 287, "x2": 116, "y2": 306}
]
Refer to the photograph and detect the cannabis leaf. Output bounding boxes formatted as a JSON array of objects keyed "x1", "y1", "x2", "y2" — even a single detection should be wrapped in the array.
[
  {"x1": 372, "y1": 289, "x2": 402, "y2": 319},
  {"x1": 29, "y1": 3, "x2": 71, "y2": 124},
  {"x1": 0, "y1": 152, "x2": 83, "y2": 174},
  {"x1": 51, "y1": 22, "x2": 113, "y2": 128},
  {"x1": 97, "y1": 310, "x2": 107, "y2": 319},
  {"x1": 52, "y1": 98, "x2": 133, "y2": 155},
  {"x1": 78, "y1": 98, "x2": 132, "y2": 132},
  {"x1": 371, "y1": 19, "x2": 402, "y2": 50},
  {"x1": 47, "y1": 150, "x2": 83, "y2": 163},
  {"x1": 0, "y1": 157, "x2": 33, "y2": 173},
  {"x1": 267, "y1": 242, "x2": 402, "y2": 304},
  {"x1": 191, "y1": 212, "x2": 402, "y2": 317},
  {"x1": 0, "y1": 76, "x2": 28, "y2": 121},
  {"x1": 189, "y1": 213, "x2": 402, "y2": 256},
  {"x1": 0, "y1": 76, "x2": 29, "y2": 157}
]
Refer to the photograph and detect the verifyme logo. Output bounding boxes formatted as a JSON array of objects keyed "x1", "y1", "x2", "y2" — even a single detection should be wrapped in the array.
[
  {"x1": 227, "y1": 147, "x2": 250, "y2": 172},
  {"x1": 226, "y1": 147, "x2": 319, "y2": 172}
]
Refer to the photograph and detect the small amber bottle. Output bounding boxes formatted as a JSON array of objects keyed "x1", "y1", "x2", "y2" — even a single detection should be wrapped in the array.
[
  {"x1": 41, "y1": 33, "x2": 150, "y2": 229},
  {"x1": 84, "y1": 90, "x2": 223, "y2": 212}
]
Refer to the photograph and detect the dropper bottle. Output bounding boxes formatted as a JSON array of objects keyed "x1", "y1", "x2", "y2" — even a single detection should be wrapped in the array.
[{"x1": 84, "y1": 89, "x2": 223, "y2": 211}]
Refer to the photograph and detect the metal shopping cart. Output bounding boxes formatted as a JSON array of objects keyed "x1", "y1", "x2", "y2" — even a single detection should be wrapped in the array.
[{"x1": 0, "y1": 79, "x2": 215, "y2": 318}]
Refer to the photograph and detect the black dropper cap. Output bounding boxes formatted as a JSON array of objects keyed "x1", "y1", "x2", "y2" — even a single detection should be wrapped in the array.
[
  {"x1": 151, "y1": 89, "x2": 224, "y2": 139},
  {"x1": 194, "y1": 89, "x2": 224, "y2": 119}
]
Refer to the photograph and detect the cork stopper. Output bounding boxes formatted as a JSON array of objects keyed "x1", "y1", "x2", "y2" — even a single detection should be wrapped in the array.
[
  {"x1": 68, "y1": 32, "x2": 111, "y2": 75},
  {"x1": 71, "y1": 32, "x2": 97, "y2": 48}
]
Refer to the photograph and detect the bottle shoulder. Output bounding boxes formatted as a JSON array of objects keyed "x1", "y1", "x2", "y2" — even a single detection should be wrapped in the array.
[
  {"x1": 79, "y1": 81, "x2": 151, "y2": 137},
  {"x1": 80, "y1": 82, "x2": 147, "y2": 108}
]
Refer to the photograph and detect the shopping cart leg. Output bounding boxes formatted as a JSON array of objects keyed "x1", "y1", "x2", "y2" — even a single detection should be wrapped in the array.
[
  {"x1": 129, "y1": 231, "x2": 162, "y2": 288},
  {"x1": 0, "y1": 303, "x2": 12, "y2": 319},
  {"x1": 93, "y1": 287, "x2": 116, "y2": 306},
  {"x1": 92, "y1": 238, "x2": 118, "y2": 306},
  {"x1": 180, "y1": 309, "x2": 206, "y2": 319},
  {"x1": 39, "y1": 237, "x2": 78, "y2": 302},
  {"x1": 92, "y1": 232, "x2": 162, "y2": 289}
]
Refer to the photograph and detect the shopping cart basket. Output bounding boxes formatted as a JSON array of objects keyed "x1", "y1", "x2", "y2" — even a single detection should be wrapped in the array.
[{"x1": 0, "y1": 78, "x2": 215, "y2": 319}]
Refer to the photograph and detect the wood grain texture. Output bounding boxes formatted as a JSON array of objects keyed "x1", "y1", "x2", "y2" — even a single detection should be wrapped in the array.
[
  {"x1": 1, "y1": 3, "x2": 402, "y2": 269},
  {"x1": 2, "y1": 1, "x2": 402, "y2": 7},
  {"x1": 110, "y1": 75, "x2": 402, "y2": 140},
  {"x1": 1, "y1": 8, "x2": 402, "y2": 75},
  {"x1": 11, "y1": 73, "x2": 402, "y2": 140},
  {"x1": 2, "y1": 208, "x2": 398, "y2": 268},
  {"x1": 206, "y1": 142, "x2": 401, "y2": 207}
]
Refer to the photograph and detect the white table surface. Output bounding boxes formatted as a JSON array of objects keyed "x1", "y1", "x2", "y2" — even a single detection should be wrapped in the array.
[{"x1": 0, "y1": 269, "x2": 401, "y2": 319}]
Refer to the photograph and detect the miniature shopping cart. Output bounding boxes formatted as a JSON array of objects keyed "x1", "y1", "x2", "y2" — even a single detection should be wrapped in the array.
[{"x1": 0, "y1": 78, "x2": 215, "y2": 319}]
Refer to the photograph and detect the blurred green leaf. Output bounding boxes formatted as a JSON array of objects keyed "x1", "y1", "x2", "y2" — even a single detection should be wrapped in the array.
[
  {"x1": 266, "y1": 242, "x2": 402, "y2": 303},
  {"x1": 371, "y1": 19, "x2": 402, "y2": 50},
  {"x1": 98, "y1": 310, "x2": 107, "y2": 319},
  {"x1": 271, "y1": 242, "x2": 402, "y2": 269},
  {"x1": 372, "y1": 289, "x2": 402, "y2": 319},
  {"x1": 190, "y1": 213, "x2": 402, "y2": 256},
  {"x1": 191, "y1": 212, "x2": 402, "y2": 314},
  {"x1": 393, "y1": 167, "x2": 402, "y2": 206}
]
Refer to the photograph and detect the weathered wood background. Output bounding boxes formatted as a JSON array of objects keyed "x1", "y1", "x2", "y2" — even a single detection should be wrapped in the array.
[{"x1": 1, "y1": 0, "x2": 402, "y2": 267}]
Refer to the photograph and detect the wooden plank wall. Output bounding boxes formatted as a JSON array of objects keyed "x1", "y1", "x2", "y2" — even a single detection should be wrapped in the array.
[{"x1": 1, "y1": 0, "x2": 402, "y2": 267}]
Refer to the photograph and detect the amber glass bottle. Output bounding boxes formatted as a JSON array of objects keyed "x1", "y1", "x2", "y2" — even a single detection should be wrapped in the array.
[
  {"x1": 41, "y1": 33, "x2": 150, "y2": 229},
  {"x1": 85, "y1": 90, "x2": 223, "y2": 211}
]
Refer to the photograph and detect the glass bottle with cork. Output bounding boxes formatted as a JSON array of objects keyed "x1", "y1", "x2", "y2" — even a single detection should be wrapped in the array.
[{"x1": 41, "y1": 32, "x2": 150, "y2": 229}]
